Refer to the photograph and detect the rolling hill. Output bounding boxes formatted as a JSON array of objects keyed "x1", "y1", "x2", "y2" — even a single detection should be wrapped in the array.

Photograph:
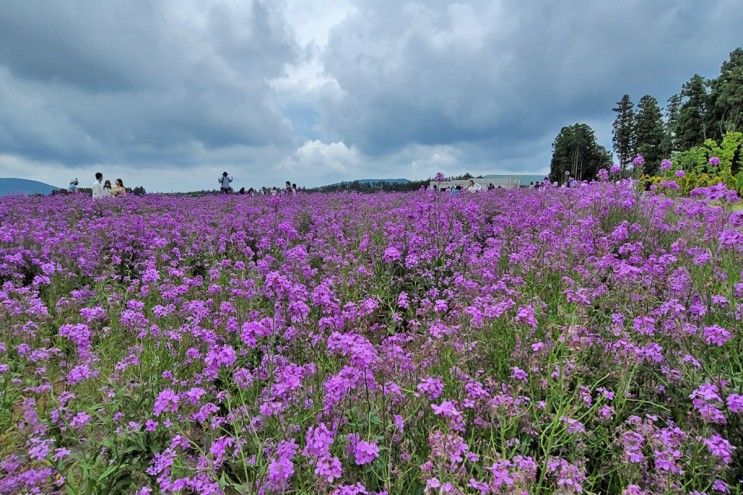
[{"x1": 0, "y1": 178, "x2": 60, "y2": 197}]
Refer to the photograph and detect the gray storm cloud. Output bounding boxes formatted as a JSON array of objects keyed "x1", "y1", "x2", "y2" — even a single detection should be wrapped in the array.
[{"x1": 0, "y1": 1, "x2": 298, "y2": 166}]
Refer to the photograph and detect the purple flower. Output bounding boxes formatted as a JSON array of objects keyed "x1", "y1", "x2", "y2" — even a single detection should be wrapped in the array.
[
  {"x1": 304, "y1": 423, "x2": 334, "y2": 459},
  {"x1": 703, "y1": 325, "x2": 732, "y2": 346},
  {"x1": 53, "y1": 448, "x2": 71, "y2": 461},
  {"x1": 210, "y1": 436, "x2": 233, "y2": 465},
  {"x1": 675, "y1": 169, "x2": 685, "y2": 178},
  {"x1": 511, "y1": 367, "x2": 528, "y2": 382},
  {"x1": 713, "y1": 479, "x2": 730, "y2": 494},
  {"x1": 610, "y1": 163, "x2": 621, "y2": 174},
  {"x1": 383, "y1": 246, "x2": 401, "y2": 263},
  {"x1": 709, "y1": 156, "x2": 721, "y2": 166},
  {"x1": 516, "y1": 305, "x2": 537, "y2": 328},
  {"x1": 267, "y1": 457, "x2": 294, "y2": 488},
  {"x1": 204, "y1": 345, "x2": 236, "y2": 372},
  {"x1": 632, "y1": 154, "x2": 645, "y2": 167},
  {"x1": 314, "y1": 455, "x2": 342, "y2": 483},
  {"x1": 332, "y1": 483, "x2": 369, "y2": 495},
  {"x1": 153, "y1": 389, "x2": 179, "y2": 416},
  {"x1": 353, "y1": 440, "x2": 379, "y2": 465},
  {"x1": 431, "y1": 401, "x2": 465, "y2": 431},
  {"x1": 70, "y1": 411, "x2": 91, "y2": 429},
  {"x1": 659, "y1": 159, "x2": 673, "y2": 171},
  {"x1": 727, "y1": 393, "x2": 743, "y2": 413},
  {"x1": 561, "y1": 416, "x2": 585, "y2": 434},
  {"x1": 547, "y1": 457, "x2": 585, "y2": 493},
  {"x1": 67, "y1": 364, "x2": 97, "y2": 384},
  {"x1": 704, "y1": 434, "x2": 734, "y2": 465},
  {"x1": 28, "y1": 438, "x2": 53, "y2": 461},
  {"x1": 623, "y1": 485, "x2": 646, "y2": 495},
  {"x1": 417, "y1": 377, "x2": 444, "y2": 400}
]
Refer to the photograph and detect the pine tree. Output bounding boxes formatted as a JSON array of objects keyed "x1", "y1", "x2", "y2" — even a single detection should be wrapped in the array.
[
  {"x1": 550, "y1": 123, "x2": 612, "y2": 183},
  {"x1": 706, "y1": 48, "x2": 743, "y2": 140},
  {"x1": 634, "y1": 95, "x2": 666, "y2": 175},
  {"x1": 611, "y1": 94, "x2": 635, "y2": 172},
  {"x1": 676, "y1": 74, "x2": 708, "y2": 150},
  {"x1": 662, "y1": 93, "x2": 682, "y2": 156}
]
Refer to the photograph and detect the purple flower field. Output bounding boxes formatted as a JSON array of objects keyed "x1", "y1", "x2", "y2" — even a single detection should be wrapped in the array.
[{"x1": 0, "y1": 182, "x2": 741, "y2": 494}]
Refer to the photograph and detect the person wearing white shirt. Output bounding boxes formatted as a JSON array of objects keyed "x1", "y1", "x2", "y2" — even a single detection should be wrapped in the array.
[
  {"x1": 92, "y1": 172, "x2": 104, "y2": 200},
  {"x1": 467, "y1": 179, "x2": 482, "y2": 193}
]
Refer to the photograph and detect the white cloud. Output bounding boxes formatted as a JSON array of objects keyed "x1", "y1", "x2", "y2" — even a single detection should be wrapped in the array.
[{"x1": 277, "y1": 140, "x2": 359, "y2": 185}]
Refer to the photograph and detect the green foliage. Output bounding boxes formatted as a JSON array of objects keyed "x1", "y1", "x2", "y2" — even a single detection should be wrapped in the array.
[
  {"x1": 612, "y1": 94, "x2": 635, "y2": 170},
  {"x1": 663, "y1": 93, "x2": 682, "y2": 155},
  {"x1": 634, "y1": 95, "x2": 665, "y2": 175},
  {"x1": 310, "y1": 179, "x2": 429, "y2": 193},
  {"x1": 646, "y1": 131, "x2": 743, "y2": 195},
  {"x1": 549, "y1": 123, "x2": 612, "y2": 182},
  {"x1": 706, "y1": 48, "x2": 743, "y2": 140},
  {"x1": 675, "y1": 74, "x2": 709, "y2": 151}
]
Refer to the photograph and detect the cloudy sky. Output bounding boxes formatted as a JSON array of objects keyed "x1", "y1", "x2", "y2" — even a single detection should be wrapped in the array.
[{"x1": 0, "y1": 0, "x2": 741, "y2": 191}]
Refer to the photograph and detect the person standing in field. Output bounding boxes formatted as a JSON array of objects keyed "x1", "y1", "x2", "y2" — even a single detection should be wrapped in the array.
[
  {"x1": 103, "y1": 180, "x2": 113, "y2": 197},
  {"x1": 219, "y1": 172, "x2": 233, "y2": 193},
  {"x1": 69, "y1": 178, "x2": 78, "y2": 192},
  {"x1": 111, "y1": 178, "x2": 126, "y2": 197},
  {"x1": 92, "y1": 172, "x2": 104, "y2": 199},
  {"x1": 467, "y1": 179, "x2": 482, "y2": 193}
]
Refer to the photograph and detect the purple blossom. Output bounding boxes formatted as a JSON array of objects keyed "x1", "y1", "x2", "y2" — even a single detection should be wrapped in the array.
[
  {"x1": 304, "y1": 423, "x2": 334, "y2": 459},
  {"x1": 204, "y1": 345, "x2": 236, "y2": 372},
  {"x1": 314, "y1": 455, "x2": 342, "y2": 483},
  {"x1": 511, "y1": 367, "x2": 528, "y2": 382},
  {"x1": 726, "y1": 393, "x2": 743, "y2": 413},
  {"x1": 383, "y1": 246, "x2": 402, "y2": 263},
  {"x1": 353, "y1": 440, "x2": 379, "y2": 465},
  {"x1": 209, "y1": 436, "x2": 233, "y2": 466},
  {"x1": 703, "y1": 325, "x2": 732, "y2": 346},
  {"x1": 153, "y1": 389, "x2": 179, "y2": 416},
  {"x1": 417, "y1": 377, "x2": 444, "y2": 400},
  {"x1": 704, "y1": 434, "x2": 734, "y2": 465},
  {"x1": 713, "y1": 479, "x2": 730, "y2": 494},
  {"x1": 70, "y1": 411, "x2": 91, "y2": 429}
]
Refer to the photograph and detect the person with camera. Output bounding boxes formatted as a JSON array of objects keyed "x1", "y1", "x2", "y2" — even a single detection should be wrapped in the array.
[{"x1": 218, "y1": 172, "x2": 233, "y2": 194}]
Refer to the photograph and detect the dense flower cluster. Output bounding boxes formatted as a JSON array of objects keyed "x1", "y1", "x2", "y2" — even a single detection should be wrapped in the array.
[{"x1": 0, "y1": 181, "x2": 740, "y2": 493}]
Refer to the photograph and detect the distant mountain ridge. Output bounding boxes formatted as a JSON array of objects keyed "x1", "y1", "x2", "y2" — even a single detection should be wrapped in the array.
[{"x1": 0, "y1": 178, "x2": 59, "y2": 197}]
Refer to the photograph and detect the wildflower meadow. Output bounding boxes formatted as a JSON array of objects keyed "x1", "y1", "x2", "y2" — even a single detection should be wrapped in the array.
[{"x1": 0, "y1": 180, "x2": 741, "y2": 494}]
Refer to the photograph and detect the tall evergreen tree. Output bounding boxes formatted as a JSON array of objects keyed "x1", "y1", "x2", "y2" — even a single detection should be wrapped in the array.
[
  {"x1": 549, "y1": 123, "x2": 612, "y2": 183},
  {"x1": 634, "y1": 95, "x2": 666, "y2": 175},
  {"x1": 706, "y1": 48, "x2": 743, "y2": 140},
  {"x1": 676, "y1": 74, "x2": 708, "y2": 150},
  {"x1": 611, "y1": 94, "x2": 635, "y2": 172},
  {"x1": 662, "y1": 93, "x2": 682, "y2": 156}
]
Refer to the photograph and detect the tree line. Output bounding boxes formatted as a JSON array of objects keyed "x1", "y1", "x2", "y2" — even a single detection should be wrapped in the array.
[{"x1": 550, "y1": 47, "x2": 742, "y2": 181}]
